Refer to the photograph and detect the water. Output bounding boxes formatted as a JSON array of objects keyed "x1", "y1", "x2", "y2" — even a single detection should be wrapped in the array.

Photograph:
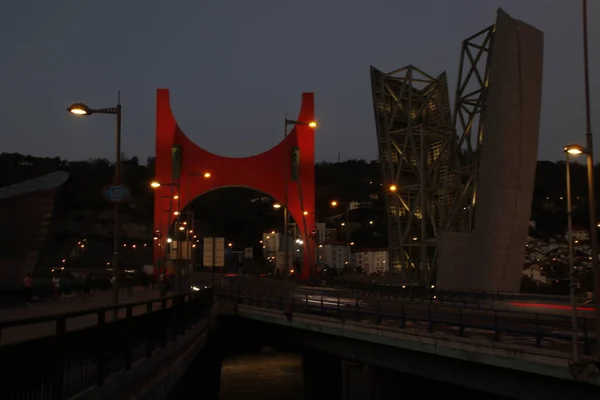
[
  {"x1": 171, "y1": 347, "x2": 510, "y2": 400},
  {"x1": 171, "y1": 349, "x2": 303, "y2": 400},
  {"x1": 219, "y1": 351, "x2": 303, "y2": 400}
]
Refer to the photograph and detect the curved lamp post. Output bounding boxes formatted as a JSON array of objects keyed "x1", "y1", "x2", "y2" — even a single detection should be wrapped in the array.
[
  {"x1": 563, "y1": 143, "x2": 587, "y2": 361},
  {"x1": 67, "y1": 99, "x2": 122, "y2": 320}
]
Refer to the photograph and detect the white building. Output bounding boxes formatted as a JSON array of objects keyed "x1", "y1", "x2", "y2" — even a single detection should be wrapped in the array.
[
  {"x1": 351, "y1": 249, "x2": 388, "y2": 275},
  {"x1": 319, "y1": 242, "x2": 349, "y2": 270},
  {"x1": 262, "y1": 232, "x2": 280, "y2": 258}
]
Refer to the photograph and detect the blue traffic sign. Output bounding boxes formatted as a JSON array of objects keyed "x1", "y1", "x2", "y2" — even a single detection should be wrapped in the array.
[{"x1": 103, "y1": 184, "x2": 131, "y2": 203}]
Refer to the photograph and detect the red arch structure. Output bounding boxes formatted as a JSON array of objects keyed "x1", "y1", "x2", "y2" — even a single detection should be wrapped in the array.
[{"x1": 153, "y1": 89, "x2": 315, "y2": 280}]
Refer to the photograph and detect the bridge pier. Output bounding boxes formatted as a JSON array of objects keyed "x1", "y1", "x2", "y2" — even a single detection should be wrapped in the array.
[{"x1": 303, "y1": 350, "x2": 342, "y2": 400}]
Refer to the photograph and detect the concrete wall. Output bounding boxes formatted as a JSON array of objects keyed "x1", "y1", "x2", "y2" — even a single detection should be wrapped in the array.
[
  {"x1": 74, "y1": 319, "x2": 218, "y2": 400},
  {"x1": 231, "y1": 305, "x2": 600, "y2": 399},
  {"x1": 439, "y1": 9, "x2": 544, "y2": 292}
]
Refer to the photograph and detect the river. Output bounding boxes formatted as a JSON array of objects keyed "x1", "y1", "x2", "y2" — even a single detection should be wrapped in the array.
[{"x1": 171, "y1": 347, "x2": 303, "y2": 399}]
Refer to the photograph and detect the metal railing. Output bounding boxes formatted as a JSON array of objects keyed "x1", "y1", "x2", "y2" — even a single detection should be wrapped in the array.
[
  {"x1": 0, "y1": 289, "x2": 214, "y2": 400},
  {"x1": 217, "y1": 287, "x2": 597, "y2": 355},
  {"x1": 329, "y1": 279, "x2": 582, "y2": 306}
]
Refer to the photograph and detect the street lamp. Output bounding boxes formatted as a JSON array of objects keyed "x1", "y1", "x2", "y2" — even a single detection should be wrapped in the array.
[
  {"x1": 330, "y1": 200, "x2": 352, "y2": 274},
  {"x1": 563, "y1": 144, "x2": 587, "y2": 361},
  {"x1": 581, "y1": 1, "x2": 600, "y2": 358},
  {"x1": 283, "y1": 118, "x2": 318, "y2": 280},
  {"x1": 67, "y1": 98, "x2": 122, "y2": 320},
  {"x1": 151, "y1": 181, "x2": 182, "y2": 292}
]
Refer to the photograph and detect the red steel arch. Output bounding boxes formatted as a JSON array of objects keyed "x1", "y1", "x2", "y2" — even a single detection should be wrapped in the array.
[{"x1": 153, "y1": 89, "x2": 315, "y2": 280}]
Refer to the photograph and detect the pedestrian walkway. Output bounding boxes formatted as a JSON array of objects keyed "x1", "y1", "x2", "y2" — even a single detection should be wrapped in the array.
[{"x1": 0, "y1": 286, "x2": 170, "y2": 346}]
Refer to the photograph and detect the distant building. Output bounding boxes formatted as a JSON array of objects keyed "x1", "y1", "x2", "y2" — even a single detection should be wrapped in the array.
[
  {"x1": 319, "y1": 240, "x2": 349, "y2": 270},
  {"x1": 262, "y1": 231, "x2": 281, "y2": 258},
  {"x1": 352, "y1": 249, "x2": 388, "y2": 275}
]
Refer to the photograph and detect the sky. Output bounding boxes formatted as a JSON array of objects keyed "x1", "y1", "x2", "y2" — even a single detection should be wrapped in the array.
[{"x1": 0, "y1": 0, "x2": 598, "y2": 163}]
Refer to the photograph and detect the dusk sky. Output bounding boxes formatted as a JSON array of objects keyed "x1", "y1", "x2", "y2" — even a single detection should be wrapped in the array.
[{"x1": 0, "y1": 0, "x2": 598, "y2": 163}]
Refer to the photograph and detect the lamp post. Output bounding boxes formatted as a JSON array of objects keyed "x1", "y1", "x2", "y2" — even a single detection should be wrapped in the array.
[
  {"x1": 330, "y1": 201, "x2": 352, "y2": 274},
  {"x1": 151, "y1": 181, "x2": 181, "y2": 292},
  {"x1": 68, "y1": 99, "x2": 122, "y2": 320},
  {"x1": 282, "y1": 118, "x2": 317, "y2": 281},
  {"x1": 581, "y1": 0, "x2": 600, "y2": 358},
  {"x1": 563, "y1": 144, "x2": 585, "y2": 361}
]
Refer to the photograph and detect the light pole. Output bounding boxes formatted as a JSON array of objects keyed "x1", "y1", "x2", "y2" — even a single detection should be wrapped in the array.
[
  {"x1": 282, "y1": 118, "x2": 317, "y2": 281},
  {"x1": 151, "y1": 181, "x2": 181, "y2": 293},
  {"x1": 564, "y1": 144, "x2": 584, "y2": 361},
  {"x1": 581, "y1": 0, "x2": 600, "y2": 358},
  {"x1": 330, "y1": 200, "x2": 352, "y2": 274},
  {"x1": 68, "y1": 99, "x2": 123, "y2": 320}
]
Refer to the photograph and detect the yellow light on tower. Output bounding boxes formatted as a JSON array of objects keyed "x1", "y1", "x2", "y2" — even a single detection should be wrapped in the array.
[
  {"x1": 273, "y1": 203, "x2": 282, "y2": 209},
  {"x1": 308, "y1": 121, "x2": 317, "y2": 128},
  {"x1": 204, "y1": 172, "x2": 211, "y2": 178},
  {"x1": 150, "y1": 181, "x2": 161, "y2": 188},
  {"x1": 303, "y1": 211, "x2": 309, "y2": 216}
]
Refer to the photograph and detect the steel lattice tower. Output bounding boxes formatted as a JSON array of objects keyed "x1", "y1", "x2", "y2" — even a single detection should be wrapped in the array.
[{"x1": 370, "y1": 25, "x2": 495, "y2": 284}]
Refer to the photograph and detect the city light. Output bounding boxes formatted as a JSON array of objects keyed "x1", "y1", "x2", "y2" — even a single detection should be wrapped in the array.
[
  {"x1": 150, "y1": 181, "x2": 161, "y2": 188},
  {"x1": 204, "y1": 172, "x2": 211, "y2": 178},
  {"x1": 228, "y1": 242, "x2": 233, "y2": 247},
  {"x1": 330, "y1": 200, "x2": 338, "y2": 207},
  {"x1": 308, "y1": 121, "x2": 318, "y2": 128},
  {"x1": 167, "y1": 238, "x2": 172, "y2": 243},
  {"x1": 174, "y1": 211, "x2": 179, "y2": 215},
  {"x1": 179, "y1": 226, "x2": 185, "y2": 231},
  {"x1": 273, "y1": 203, "x2": 282, "y2": 209},
  {"x1": 389, "y1": 185, "x2": 397, "y2": 192},
  {"x1": 303, "y1": 211, "x2": 309, "y2": 216},
  {"x1": 173, "y1": 195, "x2": 179, "y2": 199}
]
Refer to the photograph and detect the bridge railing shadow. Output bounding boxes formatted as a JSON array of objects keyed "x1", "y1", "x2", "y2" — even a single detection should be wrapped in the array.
[
  {"x1": 216, "y1": 286, "x2": 596, "y2": 357},
  {"x1": 0, "y1": 288, "x2": 214, "y2": 400}
]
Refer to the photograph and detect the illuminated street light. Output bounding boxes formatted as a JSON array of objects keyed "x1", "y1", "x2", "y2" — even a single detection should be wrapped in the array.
[
  {"x1": 273, "y1": 203, "x2": 282, "y2": 209},
  {"x1": 167, "y1": 238, "x2": 172, "y2": 243},
  {"x1": 330, "y1": 200, "x2": 338, "y2": 207},
  {"x1": 67, "y1": 97, "x2": 122, "y2": 319},
  {"x1": 179, "y1": 226, "x2": 185, "y2": 231},
  {"x1": 67, "y1": 103, "x2": 91, "y2": 115},
  {"x1": 228, "y1": 242, "x2": 233, "y2": 247},
  {"x1": 563, "y1": 144, "x2": 587, "y2": 155},
  {"x1": 389, "y1": 185, "x2": 397, "y2": 192}
]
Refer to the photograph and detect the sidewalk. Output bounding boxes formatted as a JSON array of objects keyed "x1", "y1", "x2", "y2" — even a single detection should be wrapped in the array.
[{"x1": 0, "y1": 287, "x2": 169, "y2": 346}]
